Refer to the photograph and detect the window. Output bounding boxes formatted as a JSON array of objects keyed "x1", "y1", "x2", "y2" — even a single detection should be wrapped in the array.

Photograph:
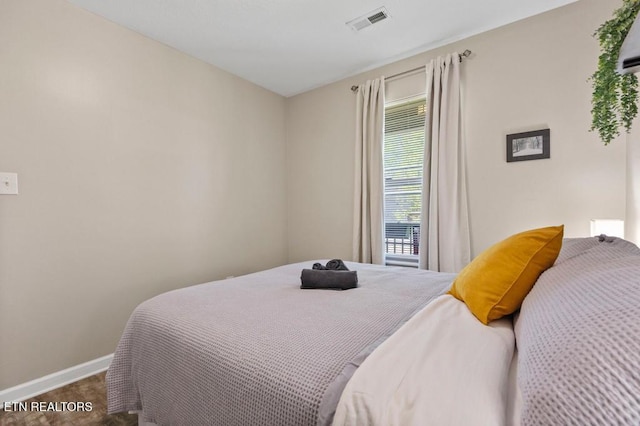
[{"x1": 383, "y1": 97, "x2": 426, "y2": 267}]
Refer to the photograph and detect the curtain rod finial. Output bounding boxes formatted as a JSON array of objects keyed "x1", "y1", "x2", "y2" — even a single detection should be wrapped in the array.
[{"x1": 458, "y1": 49, "x2": 472, "y2": 62}]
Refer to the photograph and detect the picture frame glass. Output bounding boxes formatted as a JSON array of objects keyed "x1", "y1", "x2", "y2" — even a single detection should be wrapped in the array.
[{"x1": 512, "y1": 135, "x2": 544, "y2": 157}]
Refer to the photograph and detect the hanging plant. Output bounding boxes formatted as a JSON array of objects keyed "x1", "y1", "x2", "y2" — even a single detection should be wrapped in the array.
[{"x1": 590, "y1": 0, "x2": 640, "y2": 145}]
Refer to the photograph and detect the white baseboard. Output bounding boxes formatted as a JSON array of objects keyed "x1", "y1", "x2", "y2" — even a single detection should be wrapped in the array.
[{"x1": 0, "y1": 354, "x2": 113, "y2": 403}]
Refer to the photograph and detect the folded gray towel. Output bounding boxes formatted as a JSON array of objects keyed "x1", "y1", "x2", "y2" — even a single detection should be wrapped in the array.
[
  {"x1": 300, "y1": 269, "x2": 358, "y2": 290},
  {"x1": 312, "y1": 259, "x2": 349, "y2": 271},
  {"x1": 326, "y1": 259, "x2": 349, "y2": 271}
]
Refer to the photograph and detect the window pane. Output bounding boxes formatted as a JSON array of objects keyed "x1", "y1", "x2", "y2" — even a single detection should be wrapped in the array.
[{"x1": 383, "y1": 98, "x2": 426, "y2": 258}]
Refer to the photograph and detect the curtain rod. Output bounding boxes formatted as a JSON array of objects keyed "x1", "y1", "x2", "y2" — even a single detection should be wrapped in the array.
[{"x1": 350, "y1": 49, "x2": 472, "y2": 93}]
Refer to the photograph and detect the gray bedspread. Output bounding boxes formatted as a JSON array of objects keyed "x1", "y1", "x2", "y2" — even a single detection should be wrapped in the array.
[
  {"x1": 107, "y1": 261, "x2": 453, "y2": 426},
  {"x1": 516, "y1": 237, "x2": 640, "y2": 425}
]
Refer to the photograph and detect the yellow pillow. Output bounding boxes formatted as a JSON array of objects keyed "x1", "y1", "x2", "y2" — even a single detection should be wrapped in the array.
[{"x1": 449, "y1": 225, "x2": 564, "y2": 324}]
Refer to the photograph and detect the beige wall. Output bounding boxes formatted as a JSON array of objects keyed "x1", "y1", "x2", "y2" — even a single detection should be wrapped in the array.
[
  {"x1": 286, "y1": 0, "x2": 626, "y2": 263},
  {"x1": 0, "y1": 0, "x2": 287, "y2": 389}
]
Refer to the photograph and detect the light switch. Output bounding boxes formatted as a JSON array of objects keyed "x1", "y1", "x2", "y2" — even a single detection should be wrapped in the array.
[{"x1": 0, "y1": 172, "x2": 18, "y2": 195}]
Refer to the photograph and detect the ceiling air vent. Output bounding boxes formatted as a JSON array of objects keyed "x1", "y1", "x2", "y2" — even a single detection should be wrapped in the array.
[{"x1": 347, "y1": 7, "x2": 390, "y2": 32}]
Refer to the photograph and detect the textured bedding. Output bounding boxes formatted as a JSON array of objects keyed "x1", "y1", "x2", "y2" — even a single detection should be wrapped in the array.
[
  {"x1": 107, "y1": 261, "x2": 454, "y2": 426},
  {"x1": 515, "y1": 237, "x2": 640, "y2": 425}
]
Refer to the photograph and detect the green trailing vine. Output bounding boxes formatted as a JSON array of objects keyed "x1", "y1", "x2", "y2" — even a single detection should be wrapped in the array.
[{"x1": 591, "y1": 0, "x2": 640, "y2": 145}]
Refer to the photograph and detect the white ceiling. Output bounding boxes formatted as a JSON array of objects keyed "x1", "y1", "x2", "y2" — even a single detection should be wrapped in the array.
[{"x1": 68, "y1": 0, "x2": 578, "y2": 97}]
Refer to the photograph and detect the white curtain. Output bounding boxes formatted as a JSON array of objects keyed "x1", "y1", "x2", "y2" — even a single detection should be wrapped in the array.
[
  {"x1": 353, "y1": 78, "x2": 385, "y2": 264},
  {"x1": 419, "y1": 53, "x2": 471, "y2": 272}
]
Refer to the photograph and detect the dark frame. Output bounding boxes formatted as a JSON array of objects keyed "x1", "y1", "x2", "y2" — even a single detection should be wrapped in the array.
[{"x1": 506, "y1": 129, "x2": 550, "y2": 162}]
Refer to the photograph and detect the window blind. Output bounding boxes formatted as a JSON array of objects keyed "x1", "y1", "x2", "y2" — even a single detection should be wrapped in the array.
[{"x1": 383, "y1": 98, "x2": 426, "y2": 261}]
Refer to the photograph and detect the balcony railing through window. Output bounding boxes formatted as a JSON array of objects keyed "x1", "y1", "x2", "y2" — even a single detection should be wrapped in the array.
[{"x1": 385, "y1": 222, "x2": 420, "y2": 255}]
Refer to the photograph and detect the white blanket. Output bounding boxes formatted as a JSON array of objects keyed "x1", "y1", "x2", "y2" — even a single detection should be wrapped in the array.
[{"x1": 332, "y1": 295, "x2": 515, "y2": 426}]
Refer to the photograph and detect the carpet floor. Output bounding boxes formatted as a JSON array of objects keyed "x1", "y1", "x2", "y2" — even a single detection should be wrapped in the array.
[{"x1": 0, "y1": 372, "x2": 137, "y2": 426}]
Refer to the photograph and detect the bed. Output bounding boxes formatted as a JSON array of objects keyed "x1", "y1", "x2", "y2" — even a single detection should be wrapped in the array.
[{"x1": 107, "y1": 231, "x2": 640, "y2": 425}]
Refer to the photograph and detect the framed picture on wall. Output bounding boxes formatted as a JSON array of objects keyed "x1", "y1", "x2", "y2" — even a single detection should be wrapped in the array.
[{"x1": 506, "y1": 129, "x2": 550, "y2": 162}]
